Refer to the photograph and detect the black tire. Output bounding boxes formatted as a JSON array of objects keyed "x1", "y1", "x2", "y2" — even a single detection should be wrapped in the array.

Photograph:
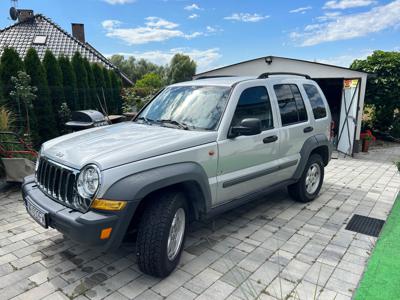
[
  {"x1": 288, "y1": 154, "x2": 324, "y2": 203},
  {"x1": 136, "y1": 190, "x2": 188, "y2": 278}
]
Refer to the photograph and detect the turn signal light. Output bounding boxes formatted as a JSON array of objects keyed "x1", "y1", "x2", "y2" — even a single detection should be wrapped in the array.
[
  {"x1": 91, "y1": 199, "x2": 127, "y2": 211},
  {"x1": 100, "y1": 227, "x2": 112, "y2": 239}
]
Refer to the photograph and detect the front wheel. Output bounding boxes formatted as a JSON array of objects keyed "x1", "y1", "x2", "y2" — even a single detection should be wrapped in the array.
[
  {"x1": 288, "y1": 154, "x2": 324, "y2": 203},
  {"x1": 136, "y1": 190, "x2": 188, "y2": 278}
]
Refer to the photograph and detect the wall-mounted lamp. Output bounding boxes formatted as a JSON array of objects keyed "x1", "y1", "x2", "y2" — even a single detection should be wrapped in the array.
[{"x1": 265, "y1": 56, "x2": 273, "y2": 65}]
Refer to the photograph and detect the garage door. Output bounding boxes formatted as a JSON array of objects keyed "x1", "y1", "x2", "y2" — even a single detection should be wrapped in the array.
[{"x1": 337, "y1": 79, "x2": 360, "y2": 155}]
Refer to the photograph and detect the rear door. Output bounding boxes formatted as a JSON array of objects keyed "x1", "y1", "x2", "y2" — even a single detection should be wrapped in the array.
[
  {"x1": 272, "y1": 83, "x2": 313, "y2": 179},
  {"x1": 215, "y1": 82, "x2": 281, "y2": 206}
]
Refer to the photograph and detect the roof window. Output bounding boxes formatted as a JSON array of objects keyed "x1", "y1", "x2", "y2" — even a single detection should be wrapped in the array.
[{"x1": 33, "y1": 35, "x2": 47, "y2": 45}]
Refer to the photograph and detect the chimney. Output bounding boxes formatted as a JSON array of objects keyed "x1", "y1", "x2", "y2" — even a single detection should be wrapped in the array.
[
  {"x1": 72, "y1": 23, "x2": 85, "y2": 43},
  {"x1": 17, "y1": 9, "x2": 34, "y2": 22}
]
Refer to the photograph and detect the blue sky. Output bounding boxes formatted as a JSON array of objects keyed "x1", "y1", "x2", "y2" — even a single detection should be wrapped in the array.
[{"x1": 0, "y1": 0, "x2": 399, "y2": 72}]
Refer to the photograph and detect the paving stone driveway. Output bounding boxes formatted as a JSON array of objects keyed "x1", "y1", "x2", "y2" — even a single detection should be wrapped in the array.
[{"x1": 0, "y1": 145, "x2": 399, "y2": 300}]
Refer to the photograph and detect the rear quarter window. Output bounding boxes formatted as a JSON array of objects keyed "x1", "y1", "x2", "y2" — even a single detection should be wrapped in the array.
[
  {"x1": 274, "y1": 84, "x2": 308, "y2": 126},
  {"x1": 303, "y1": 84, "x2": 327, "y2": 119}
]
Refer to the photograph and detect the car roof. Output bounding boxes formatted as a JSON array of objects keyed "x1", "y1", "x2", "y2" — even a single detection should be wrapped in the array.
[{"x1": 171, "y1": 75, "x2": 316, "y2": 88}]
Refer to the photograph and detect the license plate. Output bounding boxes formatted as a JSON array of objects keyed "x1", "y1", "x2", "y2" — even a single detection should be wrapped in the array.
[{"x1": 26, "y1": 198, "x2": 48, "y2": 228}]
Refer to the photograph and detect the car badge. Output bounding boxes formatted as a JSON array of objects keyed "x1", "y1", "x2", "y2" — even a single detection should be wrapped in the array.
[{"x1": 55, "y1": 152, "x2": 64, "y2": 158}]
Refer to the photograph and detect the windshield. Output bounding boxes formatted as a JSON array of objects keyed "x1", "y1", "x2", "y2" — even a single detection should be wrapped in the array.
[{"x1": 136, "y1": 85, "x2": 231, "y2": 130}]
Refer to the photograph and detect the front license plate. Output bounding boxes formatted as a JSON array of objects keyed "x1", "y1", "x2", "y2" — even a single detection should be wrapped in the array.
[{"x1": 26, "y1": 198, "x2": 48, "y2": 228}]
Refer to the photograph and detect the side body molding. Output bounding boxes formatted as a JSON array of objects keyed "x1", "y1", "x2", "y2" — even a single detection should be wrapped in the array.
[
  {"x1": 293, "y1": 134, "x2": 333, "y2": 181},
  {"x1": 102, "y1": 162, "x2": 212, "y2": 210}
]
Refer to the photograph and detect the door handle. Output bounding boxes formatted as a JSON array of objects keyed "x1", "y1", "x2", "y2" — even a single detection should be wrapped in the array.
[
  {"x1": 263, "y1": 135, "x2": 278, "y2": 144},
  {"x1": 303, "y1": 126, "x2": 314, "y2": 133}
]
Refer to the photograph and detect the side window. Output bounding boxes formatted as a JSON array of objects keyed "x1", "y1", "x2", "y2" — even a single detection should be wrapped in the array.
[
  {"x1": 303, "y1": 84, "x2": 327, "y2": 119},
  {"x1": 231, "y1": 86, "x2": 273, "y2": 131},
  {"x1": 274, "y1": 84, "x2": 308, "y2": 126}
]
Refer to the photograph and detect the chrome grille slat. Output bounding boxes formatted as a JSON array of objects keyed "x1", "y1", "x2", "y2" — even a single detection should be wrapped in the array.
[
  {"x1": 35, "y1": 157, "x2": 80, "y2": 211},
  {"x1": 58, "y1": 168, "x2": 64, "y2": 200}
]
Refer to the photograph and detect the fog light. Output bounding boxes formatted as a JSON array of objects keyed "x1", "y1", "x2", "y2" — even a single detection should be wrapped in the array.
[
  {"x1": 100, "y1": 227, "x2": 112, "y2": 240},
  {"x1": 91, "y1": 199, "x2": 127, "y2": 211}
]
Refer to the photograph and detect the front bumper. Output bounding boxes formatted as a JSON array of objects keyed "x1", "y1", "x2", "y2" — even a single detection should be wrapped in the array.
[{"x1": 22, "y1": 175, "x2": 135, "y2": 251}]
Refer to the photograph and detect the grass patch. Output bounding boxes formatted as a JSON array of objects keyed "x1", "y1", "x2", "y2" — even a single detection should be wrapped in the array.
[{"x1": 354, "y1": 193, "x2": 400, "y2": 300}]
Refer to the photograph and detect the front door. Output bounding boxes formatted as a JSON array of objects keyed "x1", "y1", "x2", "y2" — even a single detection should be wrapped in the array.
[{"x1": 215, "y1": 83, "x2": 281, "y2": 206}]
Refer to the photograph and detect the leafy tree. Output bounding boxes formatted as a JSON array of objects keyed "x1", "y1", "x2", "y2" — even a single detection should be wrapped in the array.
[
  {"x1": 102, "y1": 67, "x2": 112, "y2": 114},
  {"x1": 351, "y1": 51, "x2": 400, "y2": 132},
  {"x1": 24, "y1": 48, "x2": 58, "y2": 144},
  {"x1": 10, "y1": 71, "x2": 38, "y2": 143},
  {"x1": 59, "y1": 55, "x2": 78, "y2": 111},
  {"x1": 109, "y1": 55, "x2": 166, "y2": 83},
  {"x1": 135, "y1": 73, "x2": 163, "y2": 90},
  {"x1": 91, "y1": 63, "x2": 105, "y2": 110},
  {"x1": 109, "y1": 70, "x2": 122, "y2": 114},
  {"x1": 72, "y1": 52, "x2": 89, "y2": 109},
  {"x1": 43, "y1": 50, "x2": 65, "y2": 131},
  {"x1": 83, "y1": 58, "x2": 96, "y2": 109},
  {"x1": 168, "y1": 54, "x2": 196, "y2": 84},
  {"x1": 0, "y1": 48, "x2": 24, "y2": 110}
]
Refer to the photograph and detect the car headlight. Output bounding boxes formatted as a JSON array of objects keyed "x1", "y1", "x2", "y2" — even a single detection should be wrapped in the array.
[
  {"x1": 35, "y1": 148, "x2": 42, "y2": 173},
  {"x1": 77, "y1": 164, "x2": 101, "y2": 199}
]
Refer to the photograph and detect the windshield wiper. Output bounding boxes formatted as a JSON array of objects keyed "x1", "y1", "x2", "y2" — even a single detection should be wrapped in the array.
[
  {"x1": 157, "y1": 119, "x2": 190, "y2": 130},
  {"x1": 136, "y1": 116, "x2": 155, "y2": 125}
]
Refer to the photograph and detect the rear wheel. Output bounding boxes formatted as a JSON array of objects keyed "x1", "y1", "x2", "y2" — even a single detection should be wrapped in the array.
[
  {"x1": 288, "y1": 154, "x2": 324, "y2": 203},
  {"x1": 136, "y1": 190, "x2": 188, "y2": 278}
]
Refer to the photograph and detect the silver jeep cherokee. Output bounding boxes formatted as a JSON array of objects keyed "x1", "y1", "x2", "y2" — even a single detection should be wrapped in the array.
[{"x1": 22, "y1": 73, "x2": 332, "y2": 277}]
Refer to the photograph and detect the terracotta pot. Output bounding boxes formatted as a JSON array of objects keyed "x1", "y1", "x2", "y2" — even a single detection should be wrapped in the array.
[{"x1": 362, "y1": 139, "x2": 370, "y2": 152}]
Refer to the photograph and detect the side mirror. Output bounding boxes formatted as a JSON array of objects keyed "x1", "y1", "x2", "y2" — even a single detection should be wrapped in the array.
[{"x1": 229, "y1": 118, "x2": 262, "y2": 138}]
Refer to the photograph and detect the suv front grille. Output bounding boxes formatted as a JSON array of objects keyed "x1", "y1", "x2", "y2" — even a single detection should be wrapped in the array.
[{"x1": 35, "y1": 157, "x2": 88, "y2": 211}]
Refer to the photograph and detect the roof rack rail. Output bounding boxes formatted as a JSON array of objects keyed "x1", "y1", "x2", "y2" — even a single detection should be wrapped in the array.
[
  {"x1": 258, "y1": 72, "x2": 311, "y2": 79},
  {"x1": 195, "y1": 75, "x2": 236, "y2": 80}
]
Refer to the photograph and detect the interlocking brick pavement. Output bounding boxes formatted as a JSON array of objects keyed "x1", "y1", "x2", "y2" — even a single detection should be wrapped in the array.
[{"x1": 0, "y1": 145, "x2": 399, "y2": 300}]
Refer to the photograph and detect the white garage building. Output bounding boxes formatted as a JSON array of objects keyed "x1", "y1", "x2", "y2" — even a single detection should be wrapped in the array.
[{"x1": 194, "y1": 56, "x2": 369, "y2": 155}]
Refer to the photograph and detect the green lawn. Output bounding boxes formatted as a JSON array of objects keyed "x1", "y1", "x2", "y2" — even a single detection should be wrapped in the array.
[{"x1": 354, "y1": 193, "x2": 400, "y2": 300}]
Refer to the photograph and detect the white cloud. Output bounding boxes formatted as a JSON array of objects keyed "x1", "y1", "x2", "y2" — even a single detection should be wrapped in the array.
[
  {"x1": 145, "y1": 16, "x2": 179, "y2": 29},
  {"x1": 184, "y1": 4, "x2": 201, "y2": 11},
  {"x1": 109, "y1": 48, "x2": 221, "y2": 72},
  {"x1": 102, "y1": 17, "x2": 203, "y2": 45},
  {"x1": 316, "y1": 11, "x2": 342, "y2": 21},
  {"x1": 316, "y1": 49, "x2": 373, "y2": 67},
  {"x1": 323, "y1": 0, "x2": 376, "y2": 9},
  {"x1": 224, "y1": 13, "x2": 269, "y2": 22},
  {"x1": 291, "y1": 0, "x2": 400, "y2": 46},
  {"x1": 185, "y1": 32, "x2": 203, "y2": 39},
  {"x1": 290, "y1": 6, "x2": 312, "y2": 14},
  {"x1": 103, "y1": 0, "x2": 135, "y2": 5},
  {"x1": 188, "y1": 14, "x2": 199, "y2": 19}
]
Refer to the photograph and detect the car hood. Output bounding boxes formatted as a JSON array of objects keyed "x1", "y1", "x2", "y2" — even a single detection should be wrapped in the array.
[{"x1": 42, "y1": 122, "x2": 217, "y2": 170}]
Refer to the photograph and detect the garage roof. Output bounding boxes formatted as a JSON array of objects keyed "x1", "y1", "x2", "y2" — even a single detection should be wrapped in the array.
[{"x1": 195, "y1": 55, "x2": 369, "y2": 80}]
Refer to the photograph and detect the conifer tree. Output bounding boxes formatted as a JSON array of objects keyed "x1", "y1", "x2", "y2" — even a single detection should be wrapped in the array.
[
  {"x1": 91, "y1": 63, "x2": 105, "y2": 110},
  {"x1": 102, "y1": 67, "x2": 112, "y2": 114},
  {"x1": 24, "y1": 48, "x2": 58, "y2": 144},
  {"x1": 59, "y1": 55, "x2": 78, "y2": 111},
  {"x1": 43, "y1": 50, "x2": 65, "y2": 131},
  {"x1": 72, "y1": 52, "x2": 89, "y2": 109},
  {"x1": 0, "y1": 48, "x2": 24, "y2": 111},
  {"x1": 83, "y1": 58, "x2": 96, "y2": 109},
  {"x1": 109, "y1": 70, "x2": 122, "y2": 114}
]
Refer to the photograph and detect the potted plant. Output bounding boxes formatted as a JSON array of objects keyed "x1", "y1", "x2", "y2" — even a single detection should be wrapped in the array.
[{"x1": 360, "y1": 130, "x2": 376, "y2": 152}]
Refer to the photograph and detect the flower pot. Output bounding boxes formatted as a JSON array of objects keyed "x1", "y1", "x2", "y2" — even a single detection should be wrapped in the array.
[{"x1": 362, "y1": 139, "x2": 370, "y2": 152}]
